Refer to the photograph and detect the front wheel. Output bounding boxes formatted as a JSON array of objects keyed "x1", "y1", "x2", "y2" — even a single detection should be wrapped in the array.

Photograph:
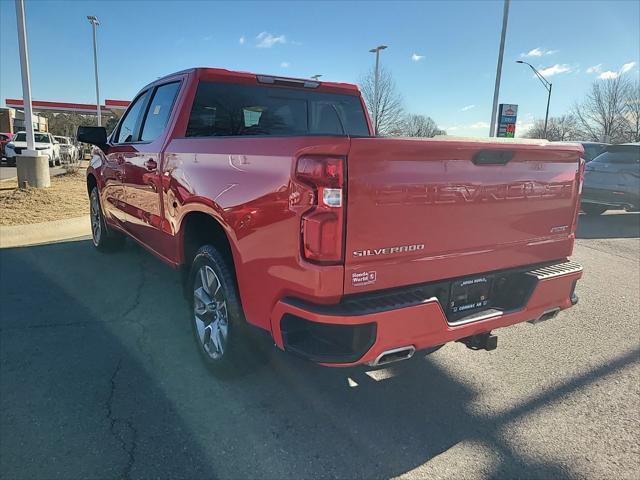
[
  {"x1": 582, "y1": 203, "x2": 607, "y2": 215},
  {"x1": 90, "y1": 186, "x2": 125, "y2": 251},
  {"x1": 189, "y1": 245, "x2": 247, "y2": 376}
]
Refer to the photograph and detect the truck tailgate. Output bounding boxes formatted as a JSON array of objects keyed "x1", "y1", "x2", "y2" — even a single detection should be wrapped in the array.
[{"x1": 344, "y1": 137, "x2": 583, "y2": 294}]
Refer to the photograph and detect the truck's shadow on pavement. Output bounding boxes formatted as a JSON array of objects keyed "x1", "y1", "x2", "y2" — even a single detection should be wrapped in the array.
[
  {"x1": 1, "y1": 239, "x2": 638, "y2": 479},
  {"x1": 576, "y1": 211, "x2": 640, "y2": 239}
]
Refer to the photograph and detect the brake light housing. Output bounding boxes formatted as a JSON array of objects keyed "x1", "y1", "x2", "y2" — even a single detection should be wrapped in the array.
[{"x1": 295, "y1": 156, "x2": 345, "y2": 264}]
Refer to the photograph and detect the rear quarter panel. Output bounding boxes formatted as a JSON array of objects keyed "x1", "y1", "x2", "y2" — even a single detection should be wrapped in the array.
[{"x1": 163, "y1": 136, "x2": 350, "y2": 330}]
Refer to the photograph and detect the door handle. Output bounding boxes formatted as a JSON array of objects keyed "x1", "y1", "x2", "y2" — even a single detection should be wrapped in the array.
[{"x1": 144, "y1": 159, "x2": 158, "y2": 171}]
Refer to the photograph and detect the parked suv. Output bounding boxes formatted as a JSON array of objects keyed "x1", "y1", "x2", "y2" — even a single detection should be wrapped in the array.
[
  {"x1": 54, "y1": 136, "x2": 78, "y2": 163},
  {"x1": 0, "y1": 132, "x2": 13, "y2": 159},
  {"x1": 581, "y1": 143, "x2": 640, "y2": 215},
  {"x1": 78, "y1": 67, "x2": 583, "y2": 375},
  {"x1": 4, "y1": 131, "x2": 60, "y2": 167}
]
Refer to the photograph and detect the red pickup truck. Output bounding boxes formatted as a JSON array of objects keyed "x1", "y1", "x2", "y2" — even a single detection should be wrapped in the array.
[{"x1": 78, "y1": 67, "x2": 584, "y2": 374}]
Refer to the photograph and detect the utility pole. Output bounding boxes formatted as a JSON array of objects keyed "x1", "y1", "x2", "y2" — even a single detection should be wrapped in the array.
[
  {"x1": 369, "y1": 45, "x2": 387, "y2": 135},
  {"x1": 489, "y1": 0, "x2": 510, "y2": 137},
  {"x1": 87, "y1": 15, "x2": 101, "y2": 126},
  {"x1": 15, "y1": 0, "x2": 50, "y2": 187}
]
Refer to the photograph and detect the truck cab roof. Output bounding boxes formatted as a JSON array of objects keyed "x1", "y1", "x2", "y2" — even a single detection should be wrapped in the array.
[{"x1": 149, "y1": 67, "x2": 361, "y2": 96}]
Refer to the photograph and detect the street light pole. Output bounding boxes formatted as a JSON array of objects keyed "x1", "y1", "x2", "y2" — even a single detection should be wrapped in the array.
[
  {"x1": 489, "y1": 0, "x2": 510, "y2": 137},
  {"x1": 369, "y1": 45, "x2": 387, "y2": 136},
  {"x1": 14, "y1": 0, "x2": 35, "y2": 153},
  {"x1": 310, "y1": 74, "x2": 322, "y2": 80},
  {"x1": 87, "y1": 15, "x2": 101, "y2": 126},
  {"x1": 14, "y1": 0, "x2": 50, "y2": 188},
  {"x1": 516, "y1": 60, "x2": 553, "y2": 138}
]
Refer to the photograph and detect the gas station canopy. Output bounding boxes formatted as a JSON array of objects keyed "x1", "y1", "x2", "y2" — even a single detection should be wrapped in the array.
[{"x1": 5, "y1": 98, "x2": 130, "y2": 116}]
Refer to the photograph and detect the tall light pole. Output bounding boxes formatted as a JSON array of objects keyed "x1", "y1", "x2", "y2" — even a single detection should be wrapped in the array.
[
  {"x1": 516, "y1": 60, "x2": 553, "y2": 139},
  {"x1": 489, "y1": 0, "x2": 510, "y2": 137},
  {"x1": 87, "y1": 15, "x2": 101, "y2": 126},
  {"x1": 15, "y1": 0, "x2": 35, "y2": 153},
  {"x1": 369, "y1": 44, "x2": 387, "y2": 135},
  {"x1": 14, "y1": 0, "x2": 50, "y2": 188},
  {"x1": 310, "y1": 74, "x2": 322, "y2": 80}
]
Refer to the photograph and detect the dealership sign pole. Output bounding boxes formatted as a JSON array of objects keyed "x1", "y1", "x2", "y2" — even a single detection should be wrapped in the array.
[{"x1": 489, "y1": 0, "x2": 510, "y2": 137}]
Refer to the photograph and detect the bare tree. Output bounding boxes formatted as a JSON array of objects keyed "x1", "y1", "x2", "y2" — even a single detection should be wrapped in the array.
[
  {"x1": 525, "y1": 114, "x2": 580, "y2": 141},
  {"x1": 398, "y1": 114, "x2": 446, "y2": 137},
  {"x1": 622, "y1": 81, "x2": 640, "y2": 142},
  {"x1": 360, "y1": 66, "x2": 404, "y2": 136},
  {"x1": 573, "y1": 76, "x2": 631, "y2": 143}
]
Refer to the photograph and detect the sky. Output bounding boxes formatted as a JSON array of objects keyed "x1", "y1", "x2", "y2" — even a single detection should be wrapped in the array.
[{"x1": 1, "y1": 0, "x2": 639, "y2": 138}]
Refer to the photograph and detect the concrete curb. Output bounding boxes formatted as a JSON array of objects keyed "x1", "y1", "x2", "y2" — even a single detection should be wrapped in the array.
[{"x1": 0, "y1": 215, "x2": 91, "y2": 248}]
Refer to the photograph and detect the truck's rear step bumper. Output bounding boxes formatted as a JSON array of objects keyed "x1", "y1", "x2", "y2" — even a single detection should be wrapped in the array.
[{"x1": 270, "y1": 260, "x2": 582, "y2": 366}]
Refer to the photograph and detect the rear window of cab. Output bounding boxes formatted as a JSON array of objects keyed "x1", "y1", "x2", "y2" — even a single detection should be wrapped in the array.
[{"x1": 185, "y1": 82, "x2": 370, "y2": 137}]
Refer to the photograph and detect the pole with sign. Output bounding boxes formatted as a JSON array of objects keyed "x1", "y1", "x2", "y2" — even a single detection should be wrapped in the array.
[{"x1": 497, "y1": 103, "x2": 518, "y2": 138}]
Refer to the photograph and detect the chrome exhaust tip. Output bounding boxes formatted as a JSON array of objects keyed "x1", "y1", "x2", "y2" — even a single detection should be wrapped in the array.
[
  {"x1": 528, "y1": 307, "x2": 560, "y2": 325},
  {"x1": 369, "y1": 345, "x2": 416, "y2": 367}
]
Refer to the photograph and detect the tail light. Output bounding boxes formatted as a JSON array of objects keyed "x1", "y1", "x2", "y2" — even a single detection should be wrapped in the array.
[{"x1": 296, "y1": 156, "x2": 345, "y2": 264}]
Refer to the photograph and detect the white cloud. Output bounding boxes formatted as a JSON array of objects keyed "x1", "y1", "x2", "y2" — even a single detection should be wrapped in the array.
[
  {"x1": 620, "y1": 61, "x2": 636, "y2": 74},
  {"x1": 597, "y1": 62, "x2": 636, "y2": 80},
  {"x1": 239, "y1": 36, "x2": 245, "y2": 45},
  {"x1": 460, "y1": 104, "x2": 475, "y2": 112},
  {"x1": 256, "y1": 32, "x2": 286, "y2": 48},
  {"x1": 446, "y1": 126, "x2": 460, "y2": 131},
  {"x1": 411, "y1": 53, "x2": 425, "y2": 62},
  {"x1": 470, "y1": 121, "x2": 490, "y2": 129},
  {"x1": 599, "y1": 70, "x2": 619, "y2": 80},
  {"x1": 280, "y1": 61, "x2": 290, "y2": 68},
  {"x1": 520, "y1": 47, "x2": 557, "y2": 58},
  {"x1": 586, "y1": 64, "x2": 602, "y2": 74},
  {"x1": 538, "y1": 64, "x2": 572, "y2": 77}
]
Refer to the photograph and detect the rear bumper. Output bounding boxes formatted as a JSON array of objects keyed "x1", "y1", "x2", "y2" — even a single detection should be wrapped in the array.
[{"x1": 270, "y1": 260, "x2": 582, "y2": 367}]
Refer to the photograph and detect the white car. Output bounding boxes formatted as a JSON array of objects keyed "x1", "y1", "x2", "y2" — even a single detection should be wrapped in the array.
[
  {"x1": 4, "y1": 131, "x2": 60, "y2": 167},
  {"x1": 54, "y1": 136, "x2": 78, "y2": 163}
]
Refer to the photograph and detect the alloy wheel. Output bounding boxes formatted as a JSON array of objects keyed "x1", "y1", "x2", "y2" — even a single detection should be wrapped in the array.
[
  {"x1": 90, "y1": 190, "x2": 102, "y2": 246},
  {"x1": 193, "y1": 265, "x2": 229, "y2": 360}
]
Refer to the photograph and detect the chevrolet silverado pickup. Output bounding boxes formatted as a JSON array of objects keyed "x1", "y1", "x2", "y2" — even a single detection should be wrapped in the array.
[{"x1": 78, "y1": 67, "x2": 584, "y2": 374}]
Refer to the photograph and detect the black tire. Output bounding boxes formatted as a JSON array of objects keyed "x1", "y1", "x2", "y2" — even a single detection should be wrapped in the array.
[
  {"x1": 582, "y1": 203, "x2": 607, "y2": 215},
  {"x1": 89, "y1": 186, "x2": 125, "y2": 252},
  {"x1": 55, "y1": 158, "x2": 61, "y2": 166},
  {"x1": 188, "y1": 244, "x2": 249, "y2": 376}
]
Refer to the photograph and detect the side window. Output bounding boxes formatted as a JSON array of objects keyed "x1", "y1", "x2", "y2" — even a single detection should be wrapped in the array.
[
  {"x1": 140, "y1": 82, "x2": 180, "y2": 142},
  {"x1": 115, "y1": 91, "x2": 149, "y2": 144}
]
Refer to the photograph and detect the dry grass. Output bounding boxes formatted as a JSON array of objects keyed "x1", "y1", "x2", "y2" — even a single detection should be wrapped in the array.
[{"x1": 0, "y1": 170, "x2": 88, "y2": 226}]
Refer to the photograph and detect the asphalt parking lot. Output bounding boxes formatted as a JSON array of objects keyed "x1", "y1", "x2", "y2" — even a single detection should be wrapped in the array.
[
  {"x1": 1, "y1": 212, "x2": 639, "y2": 479},
  {"x1": 0, "y1": 163, "x2": 66, "y2": 181}
]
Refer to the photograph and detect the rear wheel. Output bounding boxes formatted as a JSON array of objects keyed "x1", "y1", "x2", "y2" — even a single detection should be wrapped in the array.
[
  {"x1": 582, "y1": 203, "x2": 607, "y2": 215},
  {"x1": 90, "y1": 186, "x2": 125, "y2": 251},
  {"x1": 189, "y1": 245, "x2": 247, "y2": 376}
]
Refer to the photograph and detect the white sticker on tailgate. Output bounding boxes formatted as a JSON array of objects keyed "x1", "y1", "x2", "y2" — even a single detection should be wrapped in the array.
[{"x1": 352, "y1": 271, "x2": 377, "y2": 287}]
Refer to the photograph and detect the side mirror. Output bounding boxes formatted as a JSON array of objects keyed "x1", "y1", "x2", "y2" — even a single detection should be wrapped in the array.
[{"x1": 77, "y1": 126, "x2": 108, "y2": 151}]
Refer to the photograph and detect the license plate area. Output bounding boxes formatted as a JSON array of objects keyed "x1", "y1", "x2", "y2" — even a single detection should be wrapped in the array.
[{"x1": 449, "y1": 276, "x2": 492, "y2": 315}]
